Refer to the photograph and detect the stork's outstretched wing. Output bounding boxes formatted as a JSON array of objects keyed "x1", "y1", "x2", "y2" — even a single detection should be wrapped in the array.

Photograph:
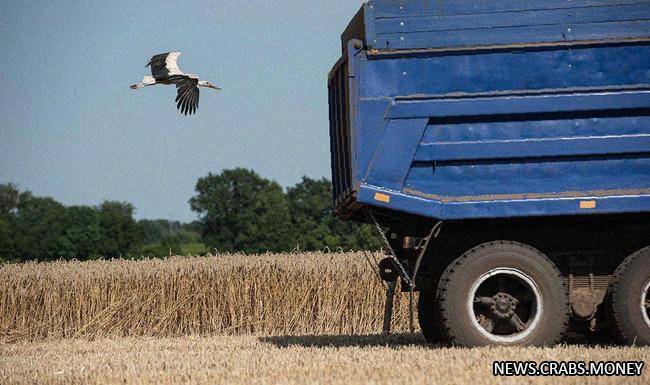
[
  {"x1": 170, "y1": 75, "x2": 199, "y2": 115},
  {"x1": 146, "y1": 52, "x2": 182, "y2": 80}
]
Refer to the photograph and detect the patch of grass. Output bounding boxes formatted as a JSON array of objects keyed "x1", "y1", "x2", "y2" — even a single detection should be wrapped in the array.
[
  {"x1": 135, "y1": 243, "x2": 210, "y2": 257},
  {"x1": 180, "y1": 243, "x2": 209, "y2": 255}
]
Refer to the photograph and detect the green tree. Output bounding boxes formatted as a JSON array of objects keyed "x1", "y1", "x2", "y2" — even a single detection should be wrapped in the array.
[
  {"x1": 181, "y1": 220, "x2": 203, "y2": 235},
  {"x1": 0, "y1": 184, "x2": 21, "y2": 259},
  {"x1": 0, "y1": 183, "x2": 20, "y2": 217},
  {"x1": 286, "y1": 177, "x2": 381, "y2": 251},
  {"x1": 96, "y1": 201, "x2": 144, "y2": 257},
  {"x1": 190, "y1": 168, "x2": 291, "y2": 253},
  {"x1": 57, "y1": 206, "x2": 102, "y2": 259},
  {"x1": 139, "y1": 219, "x2": 182, "y2": 244},
  {"x1": 12, "y1": 196, "x2": 68, "y2": 260},
  {"x1": 0, "y1": 185, "x2": 148, "y2": 261},
  {"x1": 135, "y1": 219, "x2": 205, "y2": 258},
  {"x1": 286, "y1": 177, "x2": 332, "y2": 250},
  {"x1": 159, "y1": 230, "x2": 199, "y2": 254},
  {"x1": 0, "y1": 217, "x2": 14, "y2": 260}
]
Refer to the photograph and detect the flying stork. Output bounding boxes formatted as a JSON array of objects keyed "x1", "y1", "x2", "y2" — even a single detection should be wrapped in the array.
[{"x1": 130, "y1": 52, "x2": 221, "y2": 115}]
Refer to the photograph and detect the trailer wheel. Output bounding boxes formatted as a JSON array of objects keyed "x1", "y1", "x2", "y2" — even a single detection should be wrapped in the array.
[
  {"x1": 437, "y1": 241, "x2": 569, "y2": 347},
  {"x1": 417, "y1": 288, "x2": 443, "y2": 343},
  {"x1": 609, "y1": 247, "x2": 650, "y2": 346}
]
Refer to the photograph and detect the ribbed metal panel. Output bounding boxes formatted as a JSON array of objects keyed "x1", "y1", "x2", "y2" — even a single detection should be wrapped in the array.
[{"x1": 328, "y1": 59, "x2": 352, "y2": 210}]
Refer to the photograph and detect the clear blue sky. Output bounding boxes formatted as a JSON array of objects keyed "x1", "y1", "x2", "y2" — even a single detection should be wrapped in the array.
[{"x1": 0, "y1": 0, "x2": 364, "y2": 222}]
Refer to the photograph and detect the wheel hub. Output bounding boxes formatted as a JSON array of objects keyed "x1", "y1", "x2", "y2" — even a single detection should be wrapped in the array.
[{"x1": 491, "y1": 292, "x2": 518, "y2": 319}]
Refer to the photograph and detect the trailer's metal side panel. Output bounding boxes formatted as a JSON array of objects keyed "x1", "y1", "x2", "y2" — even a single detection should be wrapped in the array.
[
  {"x1": 351, "y1": 39, "x2": 650, "y2": 220},
  {"x1": 362, "y1": 43, "x2": 650, "y2": 97},
  {"x1": 364, "y1": 0, "x2": 650, "y2": 50}
]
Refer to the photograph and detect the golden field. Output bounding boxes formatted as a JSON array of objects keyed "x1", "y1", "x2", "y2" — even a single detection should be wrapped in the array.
[{"x1": 1, "y1": 252, "x2": 648, "y2": 385}]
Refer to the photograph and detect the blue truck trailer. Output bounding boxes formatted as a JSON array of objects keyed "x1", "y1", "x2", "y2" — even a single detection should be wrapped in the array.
[{"x1": 328, "y1": 0, "x2": 650, "y2": 346}]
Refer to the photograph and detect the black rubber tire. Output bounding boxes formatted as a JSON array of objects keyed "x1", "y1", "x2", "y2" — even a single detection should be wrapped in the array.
[
  {"x1": 436, "y1": 241, "x2": 569, "y2": 347},
  {"x1": 417, "y1": 288, "x2": 443, "y2": 343},
  {"x1": 609, "y1": 246, "x2": 650, "y2": 346}
]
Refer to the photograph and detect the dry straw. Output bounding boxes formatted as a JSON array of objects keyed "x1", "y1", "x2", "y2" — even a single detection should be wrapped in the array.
[{"x1": 0, "y1": 252, "x2": 413, "y2": 342}]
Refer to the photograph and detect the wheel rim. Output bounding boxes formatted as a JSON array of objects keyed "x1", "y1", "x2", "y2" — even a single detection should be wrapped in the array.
[
  {"x1": 467, "y1": 268, "x2": 542, "y2": 343},
  {"x1": 642, "y1": 280, "x2": 650, "y2": 330}
]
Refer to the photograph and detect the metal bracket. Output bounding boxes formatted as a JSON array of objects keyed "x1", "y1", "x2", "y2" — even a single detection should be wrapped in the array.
[{"x1": 371, "y1": 211, "x2": 443, "y2": 334}]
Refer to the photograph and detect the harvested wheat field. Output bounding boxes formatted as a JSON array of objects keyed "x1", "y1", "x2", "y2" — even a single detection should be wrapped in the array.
[
  {"x1": 2, "y1": 334, "x2": 649, "y2": 385},
  {"x1": 1, "y1": 252, "x2": 648, "y2": 385}
]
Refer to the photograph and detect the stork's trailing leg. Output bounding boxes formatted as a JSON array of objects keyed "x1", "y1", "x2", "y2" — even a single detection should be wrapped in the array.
[{"x1": 130, "y1": 76, "x2": 156, "y2": 90}]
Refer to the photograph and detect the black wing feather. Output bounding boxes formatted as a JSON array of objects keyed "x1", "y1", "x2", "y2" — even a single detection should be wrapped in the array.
[
  {"x1": 176, "y1": 84, "x2": 193, "y2": 104},
  {"x1": 169, "y1": 75, "x2": 199, "y2": 116},
  {"x1": 190, "y1": 87, "x2": 199, "y2": 115},
  {"x1": 146, "y1": 52, "x2": 173, "y2": 80}
]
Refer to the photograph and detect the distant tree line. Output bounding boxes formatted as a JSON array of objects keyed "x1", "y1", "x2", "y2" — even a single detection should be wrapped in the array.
[
  {"x1": 0, "y1": 184, "x2": 143, "y2": 261},
  {"x1": 0, "y1": 169, "x2": 380, "y2": 261}
]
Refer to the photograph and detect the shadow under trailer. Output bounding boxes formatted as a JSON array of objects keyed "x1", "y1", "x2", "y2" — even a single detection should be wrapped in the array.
[{"x1": 328, "y1": 0, "x2": 650, "y2": 347}]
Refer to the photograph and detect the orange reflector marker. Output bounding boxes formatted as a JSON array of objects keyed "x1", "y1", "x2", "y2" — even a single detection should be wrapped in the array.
[
  {"x1": 580, "y1": 200, "x2": 597, "y2": 209},
  {"x1": 374, "y1": 193, "x2": 391, "y2": 203}
]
